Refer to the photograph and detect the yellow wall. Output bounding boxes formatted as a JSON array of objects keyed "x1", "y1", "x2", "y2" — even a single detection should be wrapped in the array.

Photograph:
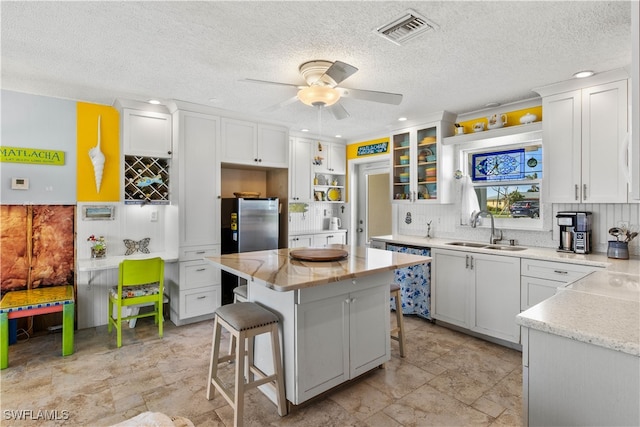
[{"x1": 77, "y1": 103, "x2": 120, "y2": 201}]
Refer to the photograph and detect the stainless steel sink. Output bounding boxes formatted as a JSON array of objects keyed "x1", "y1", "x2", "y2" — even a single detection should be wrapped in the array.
[
  {"x1": 446, "y1": 241, "x2": 488, "y2": 248},
  {"x1": 484, "y1": 245, "x2": 527, "y2": 251},
  {"x1": 445, "y1": 242, "x2": 528, "y2": 251}
]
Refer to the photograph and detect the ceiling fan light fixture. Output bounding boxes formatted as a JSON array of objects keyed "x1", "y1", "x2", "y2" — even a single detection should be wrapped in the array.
[{"x1": 297, "y1": 86, "x2": 340, "y2": 107}]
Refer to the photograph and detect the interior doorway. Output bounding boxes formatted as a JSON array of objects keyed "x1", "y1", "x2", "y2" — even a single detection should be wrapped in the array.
[{"x1": 355, "y1": 160, "x2": 391, "y2": 247}]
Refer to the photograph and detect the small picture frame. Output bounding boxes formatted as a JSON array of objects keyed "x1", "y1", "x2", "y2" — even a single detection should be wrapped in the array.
[
  {"x1": 82, "y1": 205, "x2": 115, "y2": 221},
  {"x1": 314, "y1": 191, "x2": 325, "y2": 201}
]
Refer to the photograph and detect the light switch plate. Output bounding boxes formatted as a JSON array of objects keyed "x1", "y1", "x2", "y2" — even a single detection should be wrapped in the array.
[{"x1": 11, "y1": 177, "x2": 29, "y2": 190}]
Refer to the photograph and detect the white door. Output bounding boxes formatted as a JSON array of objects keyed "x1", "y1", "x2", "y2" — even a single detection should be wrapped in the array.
[{"x1": 356, "y1": 161, "x2": 391, "y2": 247}]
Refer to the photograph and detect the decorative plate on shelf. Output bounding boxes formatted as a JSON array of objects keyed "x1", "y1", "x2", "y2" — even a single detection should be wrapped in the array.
[
  {"x1": 327, "y1": 188, "x2": 341, "y2": 201},
  {"x1": 316, "y1": 174, "x2": 327, "y2": 185}
]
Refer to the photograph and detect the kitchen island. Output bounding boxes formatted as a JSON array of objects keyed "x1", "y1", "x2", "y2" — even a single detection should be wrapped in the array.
[{"x1": 204, "y1": 245, "x2": 431, "y2": 405}]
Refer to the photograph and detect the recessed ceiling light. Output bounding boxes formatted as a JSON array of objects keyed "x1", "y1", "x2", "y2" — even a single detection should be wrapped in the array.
[
  {"x1": 148, "y1": 99, "x2": 161, "y2": 105},
  {"x1": 335, "y1": 134, "x2": 342, "y2": 138},
  {"x1": 301, "y1": 128, "x2": 309, "y2": 132},
  {"x1": 485, "y1": 102, "x2": 500, "y2": 108},
  {"x1": 398, "y1": 117, "x2": 407, "y2": 121},
  {"x1": 573, "y1": 70, "x2": 594, "y2": 79}
]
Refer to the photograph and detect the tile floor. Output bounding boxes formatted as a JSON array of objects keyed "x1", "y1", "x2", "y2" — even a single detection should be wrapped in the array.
[{"x1": 1, "y1": 315, "x2": 523, "y2": 426}]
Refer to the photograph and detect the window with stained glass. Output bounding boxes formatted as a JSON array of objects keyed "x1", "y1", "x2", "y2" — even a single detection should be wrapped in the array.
[{"x1": 466, "y1": 143, "x2": 543, "y2": 224}]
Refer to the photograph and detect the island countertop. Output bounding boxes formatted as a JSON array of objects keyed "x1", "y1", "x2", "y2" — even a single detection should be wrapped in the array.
[{"x1": 204, "y1": 245, "x2": 431, "y2": 292}]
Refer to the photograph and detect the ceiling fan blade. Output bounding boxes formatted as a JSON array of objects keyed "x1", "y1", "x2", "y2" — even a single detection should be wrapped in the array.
[
  {"x1": 242, "y1": 78, "x2": 304, "y2": 89},
  {"x1": 320, "y1": 61, "x2": 358, "y2": 86},
  {"x1": 262, "y1": 95, "x2": 300, "y2": 112},
  {"x1": 338, "y1": 87, "x2": 403, "y2": 105},
  {"x1": 327, "y1": 102, "x2": 350, "y2": 120}
]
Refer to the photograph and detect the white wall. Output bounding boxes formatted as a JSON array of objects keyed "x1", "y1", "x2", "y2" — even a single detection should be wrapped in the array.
[{"x1": 1, "y1": 90, "x2": 77, "y2": 204}]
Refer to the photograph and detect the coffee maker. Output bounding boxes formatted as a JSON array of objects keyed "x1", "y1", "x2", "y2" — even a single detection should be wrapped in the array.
[{"x1": 556, "y1": 211, "x2": 592, "y2": 254}]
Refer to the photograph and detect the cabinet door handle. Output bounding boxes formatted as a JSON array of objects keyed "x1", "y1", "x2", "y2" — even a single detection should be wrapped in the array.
[
  {"x1": 465, "y1": 255, "x2": 469, "y2": 269},
  {"x1": 575, "y1": 184, "x2": 579, "y2": 201},
  {"x1": 553, "y1": 270, "x2": 568, "y2": 275},
  {"x1": 197, "y1": 296, "x2": 207, "y2": 300},
  {"x1": 196, "y1": 251, "x2": 206, "y2": 254},
  {"x1": 345, "y1": 298, "x2": 351, "y2": 304},
  {"x1": 583, "y1": 184, "x2": 587, "y2": 200},
  {"x1": 469, "y1": 256, "x2": 474, "y2": 270},
  {"x1": 196, "y1": 268, "x2": 206, "y2": 272}
]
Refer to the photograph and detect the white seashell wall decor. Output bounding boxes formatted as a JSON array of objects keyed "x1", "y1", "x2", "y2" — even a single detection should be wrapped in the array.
[{"x1": 88, "y1": 115, "x2": 106, "y2": 193}]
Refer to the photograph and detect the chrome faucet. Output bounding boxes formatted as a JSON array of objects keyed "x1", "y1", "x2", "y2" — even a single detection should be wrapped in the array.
[{"x1": 471, "y1": 210, "x2": 503, "y2": 244}]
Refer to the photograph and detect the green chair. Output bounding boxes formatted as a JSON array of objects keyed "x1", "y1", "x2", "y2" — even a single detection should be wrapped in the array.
[{"x1": 108, "y1": 257, "x2": 165, "y2": 347}]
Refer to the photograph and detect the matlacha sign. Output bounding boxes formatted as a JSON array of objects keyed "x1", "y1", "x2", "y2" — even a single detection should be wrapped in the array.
[{"x1": 0, "y1": 146, "x2": 65, "y2": 165}]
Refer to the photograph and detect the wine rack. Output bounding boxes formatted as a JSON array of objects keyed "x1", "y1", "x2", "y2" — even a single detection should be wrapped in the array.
[{"x1": 124, "y1": 155, "x2": 170, "y2": 204}]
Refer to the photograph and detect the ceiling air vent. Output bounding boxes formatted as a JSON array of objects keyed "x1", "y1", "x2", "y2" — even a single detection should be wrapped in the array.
[{"x1": 375, "y1": 9, "x2": 439, "y2": 46}]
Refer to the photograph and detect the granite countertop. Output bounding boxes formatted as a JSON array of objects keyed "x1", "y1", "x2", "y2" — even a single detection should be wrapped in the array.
[
  {"x1": 370, "y1": 234, "x2": 640, "y2": 273},
  {"x1": 204, "y1": 245, "x2": 431, "y2": 292},
  {"x1": 517, "y1": 270, "x2": 640, "y2": 356}
]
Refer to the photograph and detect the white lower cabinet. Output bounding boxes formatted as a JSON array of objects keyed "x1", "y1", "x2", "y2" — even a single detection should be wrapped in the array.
[
  {"x1": 169, "y1": 246, "x2": 221, "y2": 326},
  {"x1": 288, "y1": 234, "x2": 313, "y2": 248},
  {"x1": 313, "y1": 231, "x2": 346, "y2": 246},
  {"x1": 289, "y1": 231, "x2": 347, "y2": 248},
  {"x1": 432, "y1": 248, "x2": 521, "y2": 344},
  {"x1": 295, "y1": 284, "x2": 388, "y2": 402},
  {"x1": 249, "y1": 272, "x2": 391, "y2": 405},
  {"x1": 523, "y1": 327, "x2": 639, "y2": 426},
  {"x1": 520, "y1": 258, "x2": 599, "y2": 310}
]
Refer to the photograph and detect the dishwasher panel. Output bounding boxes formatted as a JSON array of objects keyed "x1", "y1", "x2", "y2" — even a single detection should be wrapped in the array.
[{"x1": 386, "y1": 244, "x2": 431, "y2": 319}]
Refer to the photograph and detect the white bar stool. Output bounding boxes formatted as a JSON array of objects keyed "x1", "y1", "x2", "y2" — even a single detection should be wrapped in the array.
[
  {"x1": 233, "y1": 285, "x2": 248, "y2": 303},
  {"x1": 390, "y1": 283, "x2": 406, "y2": 357},
  {"x1": 206, "y1": 302, "x2": 287, "y2": 427}
]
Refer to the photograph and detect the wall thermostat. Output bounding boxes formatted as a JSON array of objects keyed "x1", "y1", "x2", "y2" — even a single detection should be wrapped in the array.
[{"x1": 11, "y1": 177, "x2": 29, "y2": 190}]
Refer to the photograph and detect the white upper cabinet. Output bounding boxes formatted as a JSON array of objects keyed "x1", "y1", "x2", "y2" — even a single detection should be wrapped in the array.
[
  {"x1": 122, "y1": 109, "x2": 173, "y2": 158},
  {"x1": 174, "y1": 110, "x2": 220, "y2": 248},
  {"x1": 538, "y1": 75, "x2": 628, "y2": 203},
  {"x1": 220, "y1": 118, "x2": 288, "y2": 168},
  {"x1": 390, "y1": 116, "x2": 455, "y2": 204},
  {"x1": 257, "y1": 123, "x2": 289, "y2": 168},
  {"x1": 313, "y1": 141, "x2": 346, "y2": 175},
  {"x1": 289, "y1": 137, "x2": 313, "y2": 202}
]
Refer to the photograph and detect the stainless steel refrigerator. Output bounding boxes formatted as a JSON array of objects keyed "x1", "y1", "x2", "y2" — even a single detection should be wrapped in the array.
[{"x1": 221, "y1": 197, "x2": 279, "y2": 303}]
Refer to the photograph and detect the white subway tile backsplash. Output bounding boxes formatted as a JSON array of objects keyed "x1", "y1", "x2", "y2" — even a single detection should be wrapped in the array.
[{"x1": 393, "y1": 202, "x2": 639, "y2": 255}]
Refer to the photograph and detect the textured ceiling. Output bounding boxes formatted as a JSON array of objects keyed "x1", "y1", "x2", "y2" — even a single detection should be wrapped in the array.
[{"x1": 0, "y1": 1, "x2": 632, "y2": 141}]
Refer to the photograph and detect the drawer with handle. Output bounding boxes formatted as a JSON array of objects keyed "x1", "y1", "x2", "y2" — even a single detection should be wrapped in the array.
[
  {"x1": 520, "y1": 258, "x2": 599, "y2": 282},
  {"x1": 181, "y1": 287, "x2": 219, "y2": 319},
  {"x1": 179, "y1": 245, "x2": 220, "y2": 261},
  {"x1": 180, "y1": 260, "x2": 220, "y2": 290}
]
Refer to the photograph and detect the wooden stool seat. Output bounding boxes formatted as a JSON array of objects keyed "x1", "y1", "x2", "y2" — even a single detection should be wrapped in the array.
[
  {"x1": 390, "y1": 284, "x2": 406, "y2": 357},
  {"x1": 207, "y1": 302, "x2": 287, "y2": 426}
]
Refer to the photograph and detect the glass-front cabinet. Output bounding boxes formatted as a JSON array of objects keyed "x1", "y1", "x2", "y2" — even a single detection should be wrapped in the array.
[{"x1": 391, "y1": 114, "x2": 455, "y2": 203}]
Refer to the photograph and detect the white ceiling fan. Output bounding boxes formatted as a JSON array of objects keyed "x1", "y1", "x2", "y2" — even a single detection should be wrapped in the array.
[{"x1": 243, "y1": 60, "x2": 403, "y2": 120}]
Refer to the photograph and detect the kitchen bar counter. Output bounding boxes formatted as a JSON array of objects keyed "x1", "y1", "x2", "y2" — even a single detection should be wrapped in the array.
[{"x1": 204, "y1": 245, "x2": 432, "y2": 292}]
